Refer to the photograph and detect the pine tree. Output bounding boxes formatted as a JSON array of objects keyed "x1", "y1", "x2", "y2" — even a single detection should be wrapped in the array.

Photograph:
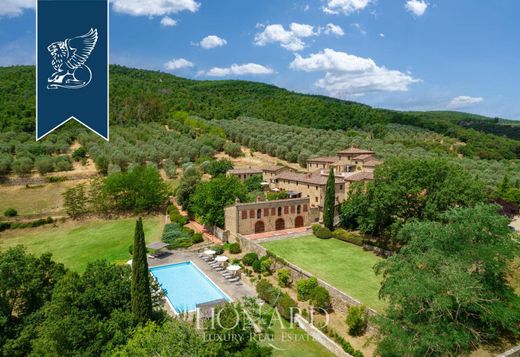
[
  {"x1": 131, "y1": 217, "x2": 153, "y2": 324},
  {"x1": 323, "y1": 168, "x2": 336, "y2": 231}
]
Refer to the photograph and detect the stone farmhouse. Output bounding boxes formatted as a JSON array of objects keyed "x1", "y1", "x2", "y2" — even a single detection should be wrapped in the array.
[
  {"x1": 224, "y1": 147, "x2": 381, "y2": 237},
  {"x1": 225, "y1": 197, "x2": 320, "y2": 235}
]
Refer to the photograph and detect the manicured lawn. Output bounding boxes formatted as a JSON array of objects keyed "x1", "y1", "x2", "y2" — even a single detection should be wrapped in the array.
[
  {"x1": 0, "y1": 216, "x2": 162, "y2": 272},
  {"x1": 266, "y1": 318, "x2": 334, "y2": 357},
  {"x1": 262, "y1": 236, "x2": 384, "y2": 311}
]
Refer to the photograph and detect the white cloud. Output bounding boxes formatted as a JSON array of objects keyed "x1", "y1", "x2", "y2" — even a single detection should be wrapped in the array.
[
  {"x1": 352, "y1": 23, "x2": 367, "y2": 35},
  {"x1": 322, "y1": 0, "x2": 372, "y2": 15},
  {"x1": 0, "y1": 0, "x2": 35, "y2": 17},
  {"x1": 205, "y1": 63, "x2": 273, "y2": 77},
  {"x1": 160, "y1": 16, "x2": 177, "y2": 26},
  {"x1": 254, "y1": 23, "x2": 317, "y2": 52},
  {"x1": 164, "y1": 58, "x2": 194, "y2": 70},
  {"x1": 290, "y1": 48, "x2": 419, "y2": 96},
  {"x1": 379, "y1": 33, "x2": 385, "y2": 37},
  {"x1": 324, "y1": 23, "x2": 345, "y2": 36},
  {"x1": 112, "y1": 0, "x2": 199, "y2": 16},
  {"x1": 448, "y1": 96, "x2": 484, "y2": 109},
  {"x1": 405, "y1": 0, "x2": 428, "y2": 16},
  {"x1": 199, "y1": 35, "x2": 227, "y2": 49}
]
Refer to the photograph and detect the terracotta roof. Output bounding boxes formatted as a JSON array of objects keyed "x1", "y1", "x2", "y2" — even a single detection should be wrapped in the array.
[
  {"x1": 228, "y1": 168, "x2": 263, "y2": 175},
  {"x1": 343, "y1": 171, "x2": 374, "y2": 182},
  {"x1": 276, "y1": 171, "x2": 343, "y2": 185},
  {"x1": 307, "y1": 156, "x2": 338, "y2": 163},
  {"x1": 352, "y1": 154, "x2": 374, "y2": 161},
  {"x1": 262, "y1": 165, "x2": 287, "y2": 173},
  {"x1": 332, "y1": 159, "x2": 357, "y2": 166},
  {"x1": 364, "y1": 160, "x2": 382, "y2": 167},
  {"x1": 337, "y1": 147, "x2": 375, "y2": 155}
]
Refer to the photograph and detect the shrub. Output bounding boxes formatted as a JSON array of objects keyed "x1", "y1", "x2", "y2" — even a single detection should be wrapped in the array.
[
  {"x1": 346, "y1": 305, "x2": 368, "y2": 336},
  {"x1": 4, "y1": 208, "x2": 17, "y2": 217},
  {"x1": 242, "y1": 252, "x2": 258, "y2": 266},
  {"x1": 277, "y1": 269, "x2": 291, "y2": 287},
  {"x1": 45, "y1": 176, "x2": 66, "y2": 183},
  {"x1": 167, "y1": 204, "x2": 189, "y2": 226},
  {"x1": 211, "y1": 245, "x2": 224, "y2": 255},
  {"x1": 228, "y1": 243, "x2": 241, "y2": 254},
  {"x1": 192, "y1": 232, "x2": 203, "y2": 244},
  {"x1": 256, "y1": 280, "x2": 280, "y2": 306},
  {"x1": 296, "y1": 277, "x2": 318, "y2": 301},
  {"x1": 311, "y1": 224, "x2": 322, "y2": 235},
  {"x1": 0, "y1": 222, "x2": 11, "y2": 231},
  {"x1": 252, "y1": 259, "x2": 262, "y2": 273},
  {"x1": 72, "y1": 147, "x2": 87, "y2": 161},
  {"x1": 315, "y1": 226, "x2": 332, "y2": 239},
  {"x1": 277, "y1": 293, "x2": 298, "y2": 321},
  {"x1": 320, "y1": 325, "x2": 364, "y2": 357},
  {"x1": 332, "y1": 229, "x2": 364, "y2": 246},
  {"x1": 310, "y1": 286, "x2": 331, "y2": 311},
  {"x1": 260, "y1": 258, "x2": 273, "y2": 275},
  {"x1": 162, "y1": 223, "x2": 194, "y2": 249}
]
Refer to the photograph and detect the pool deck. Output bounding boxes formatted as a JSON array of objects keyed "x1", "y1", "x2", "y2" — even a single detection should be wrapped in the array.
[{"x1": 148, "y1": 250, "x2": 256, "y2": 315}]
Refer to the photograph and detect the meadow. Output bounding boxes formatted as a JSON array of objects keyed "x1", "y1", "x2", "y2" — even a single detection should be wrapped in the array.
[{"x1": 0, "y1": 216, "x2": 162, "y2": 272}]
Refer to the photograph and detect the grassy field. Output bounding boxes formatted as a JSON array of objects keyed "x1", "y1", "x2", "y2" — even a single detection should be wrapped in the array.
[
  {"x1": 0, "y1": 216, "x2": 162, "y2": 272},
  {"x1": 262, "y1": 236, "x2": 384, "y2": 311},
  {"x1": 0, "y1": 181, "x2": 87, "y2": 218}
]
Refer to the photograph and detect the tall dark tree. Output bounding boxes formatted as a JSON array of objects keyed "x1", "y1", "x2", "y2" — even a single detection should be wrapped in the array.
[
  {"x1": 323, "y1": 167, "x2": 336, "y2": 230},
  {"x1": 131, "y1": 218, "x2": 153, "y2": 325}
]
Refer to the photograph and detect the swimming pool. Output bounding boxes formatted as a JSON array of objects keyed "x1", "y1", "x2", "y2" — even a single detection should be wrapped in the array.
[{"x1": 150, "y1": 261, "x2": 230, "y2": 313}]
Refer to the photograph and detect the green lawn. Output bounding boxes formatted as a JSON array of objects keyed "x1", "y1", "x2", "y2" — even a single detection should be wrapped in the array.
[
  {"x1": 262, "y1": 236, "x2": 384, "y2": 311},
  {"x1": 266, "y1": 317, "x2": 334, "y2": 357},
  {"x1": 0, "y1": 216, "x2": 162, "y2": 272}
]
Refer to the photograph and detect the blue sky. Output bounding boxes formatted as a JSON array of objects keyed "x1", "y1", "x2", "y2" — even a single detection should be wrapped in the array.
[{"x1": 1, "y1": 0, "x2": 519, "y2": 119}]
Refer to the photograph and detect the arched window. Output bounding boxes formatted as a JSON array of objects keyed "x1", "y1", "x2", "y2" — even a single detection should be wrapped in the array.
[
  {"x1": 277, "y1": 207, "x2": 282, "y2": 216},
  {"x1": 297, "y1": 205, "x2": 301, "y2": 214},
  {"x1": 257, "y1": 209, "x2": 262, "y2": 219}
]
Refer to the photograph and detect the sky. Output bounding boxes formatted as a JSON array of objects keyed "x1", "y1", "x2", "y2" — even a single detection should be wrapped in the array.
[{"x1": 1, "y1": 0, "x2": 519, "y2": 119}]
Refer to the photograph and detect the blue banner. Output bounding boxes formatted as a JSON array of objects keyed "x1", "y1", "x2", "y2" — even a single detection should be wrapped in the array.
[{"x1": 37, "y1": 0, "x2": 109, "y2": 140}]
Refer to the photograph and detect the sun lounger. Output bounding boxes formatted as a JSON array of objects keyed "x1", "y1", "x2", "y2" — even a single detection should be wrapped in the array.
[{"x1": 228, "y1": 277, "x2": 239, "y2": 283}]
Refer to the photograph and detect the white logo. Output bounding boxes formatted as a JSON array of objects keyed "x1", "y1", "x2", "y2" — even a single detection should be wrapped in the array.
[{"x1": 47, "y1": 28, "x2": 98, "y2": 90}]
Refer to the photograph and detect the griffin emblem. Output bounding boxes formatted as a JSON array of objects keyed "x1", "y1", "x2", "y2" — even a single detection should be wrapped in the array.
[{"x1": 47, "y1": 28, "x2": 98, "y2": 90}]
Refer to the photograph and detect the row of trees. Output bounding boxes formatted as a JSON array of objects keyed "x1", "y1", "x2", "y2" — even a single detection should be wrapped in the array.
[{"x1": 210, "y1": 117, "x2": 520, "y2": 189}]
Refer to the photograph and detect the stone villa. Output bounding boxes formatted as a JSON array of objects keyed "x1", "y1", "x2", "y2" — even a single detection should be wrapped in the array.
[{"x1": 225, "y1": 147, "x2": 380, "y2": 236}]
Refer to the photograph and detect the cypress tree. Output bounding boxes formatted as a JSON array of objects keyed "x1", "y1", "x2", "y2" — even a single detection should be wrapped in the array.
[
  {"x1": 131, "y1": 217, "x2": 153, "y2": 324},
  {"x1": 323, "y1": 167, "x2": 336, "y2": 231}
]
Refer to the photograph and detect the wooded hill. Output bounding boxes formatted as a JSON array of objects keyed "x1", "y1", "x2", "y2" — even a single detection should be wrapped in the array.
[{"x1": 1, "y1": 65, "x2": 519, "y2": 159}]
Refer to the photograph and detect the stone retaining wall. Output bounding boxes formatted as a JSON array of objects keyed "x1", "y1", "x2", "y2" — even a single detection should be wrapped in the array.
[
  {"x1": 232, "y1": 232, "x2": 378, "y2": 317},
  {"x1": 294, "y1": 314, "x2": 352, "y2": 357}
]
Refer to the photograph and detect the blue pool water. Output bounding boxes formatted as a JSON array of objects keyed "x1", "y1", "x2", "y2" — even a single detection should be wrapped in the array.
[{"x1": 150, "y1": 261, "x2": 230, "y2": 313}]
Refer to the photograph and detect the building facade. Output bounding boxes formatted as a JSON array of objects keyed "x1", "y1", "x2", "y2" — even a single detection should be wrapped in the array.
[
  {"x1": 227, "y1": 168, "x2": 263, "y2": 181},
  {"x1": 225, "y1": 197, "x2": 319, "y2": 236}
]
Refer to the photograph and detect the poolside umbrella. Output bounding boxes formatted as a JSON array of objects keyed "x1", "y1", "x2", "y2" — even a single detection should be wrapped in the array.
[
  {"x1": 215, "y1": 256, "x2": 229, "y2": 262},
  {"x1": 226, "y1": 265, "x2": 241, "y2": 271},
  {"x1": 204, "y1": 249, "x2": 216, "y2": 255}
]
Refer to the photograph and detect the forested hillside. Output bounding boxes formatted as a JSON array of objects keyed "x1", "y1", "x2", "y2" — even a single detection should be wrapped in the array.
[{"x1": 1, "y1": 65, "x2": 519, "y2": 159}]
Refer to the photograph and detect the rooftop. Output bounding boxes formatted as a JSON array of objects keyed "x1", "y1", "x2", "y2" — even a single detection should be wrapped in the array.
[
  {"x1": 364, "y1": 159, "x2": 382, "y2": 167},
  {"x1": 352, "y1": 153, "x2": 375, "y2": 161},
  {"x1": 262, "y1": 165, "x2": 287, "y2": 172},
  {"x1": 343, "y1": 171, "x2": 374, "y2": 182},
  {"x1": 306, "y1": 156, "x2": 338, "y2": 163},
  {"x1": 228, "y1": 168, "x2": 263, "y2": 175},
  {"x1": 276, "y1": 171, "x2": 343, "y2": 185},
  {"x1": 337, "y1": 147, "x2": 375, "y2": 155}
]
